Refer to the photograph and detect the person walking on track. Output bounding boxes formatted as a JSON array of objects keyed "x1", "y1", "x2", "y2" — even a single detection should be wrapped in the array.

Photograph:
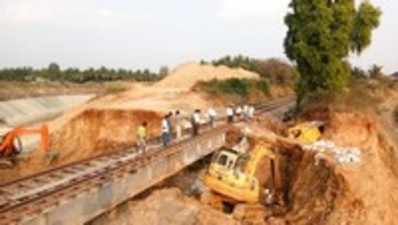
[
  {"x1": 136, "y1": 122, "x2": 148, "y2": 153},
  {"x1": 191, "y1": 109, "x2": 201, "y2": 136},
  {"x1": 227, "y1": 105, "x2": 234, "y2": 123},
  {"x1": 207, "y1": 107, "x2": 217, "y2": 128},
  {"x1": 175, "y1": 110, "x2": 183, "y2": 140},
  {"x1": 161, "y1": 115, "x2": 171, "y2": 147}
]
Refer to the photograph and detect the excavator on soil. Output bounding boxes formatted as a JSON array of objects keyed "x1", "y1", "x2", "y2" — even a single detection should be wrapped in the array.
[
  {"x1": 201, "y1": 138, "x2": 284, "y2": 223},
  {"x1": 0, "y1": 125, "x2": 54, "y2": 167},
  {"x1": 201, "y1": 122, "x2": 325, "y2": 223}
]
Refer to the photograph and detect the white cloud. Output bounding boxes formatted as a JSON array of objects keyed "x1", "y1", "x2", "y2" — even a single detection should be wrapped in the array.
[{"x1": 218, "y1": 0, "x2": 288, "y2": 20}]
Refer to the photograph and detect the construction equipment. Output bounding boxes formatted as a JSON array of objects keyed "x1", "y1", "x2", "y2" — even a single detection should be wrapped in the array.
[
  {"x1": 202, "y1": 138, "x2": 280, "y2": 223},
  {"x1": 287, "y1": 121, "x2": 324, "y2": 144},
  {"x1": 0, "y1": 125, "x2": 50, "y2": 167}
]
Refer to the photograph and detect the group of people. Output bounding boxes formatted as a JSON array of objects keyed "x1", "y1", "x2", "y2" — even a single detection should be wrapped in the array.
[
  {"x1": 135, "y1": 104, "x2": 255, "y2": 153},
  {"x1": 226, "y1": 104, "x2": 255, "y2": 123}
]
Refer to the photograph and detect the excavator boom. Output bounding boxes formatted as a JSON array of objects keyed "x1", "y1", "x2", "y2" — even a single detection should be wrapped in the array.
[{"x1": 0, "y1": 125, "x2": 49, "y2": 157}]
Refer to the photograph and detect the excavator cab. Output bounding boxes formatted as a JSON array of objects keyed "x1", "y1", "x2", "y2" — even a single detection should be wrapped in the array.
[{"x1": 203, "y1": 140, "x2": 276, "y2": 204}]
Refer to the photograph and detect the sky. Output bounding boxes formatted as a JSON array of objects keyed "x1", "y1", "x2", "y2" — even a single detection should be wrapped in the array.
[{"x1": 0, "y1": 0, "x2": 396, "y2": 74}]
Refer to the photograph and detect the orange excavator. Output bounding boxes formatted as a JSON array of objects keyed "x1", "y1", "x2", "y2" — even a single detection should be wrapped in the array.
[{"x1": 0, "y1": 125, "x2": 50, "y2": 167}]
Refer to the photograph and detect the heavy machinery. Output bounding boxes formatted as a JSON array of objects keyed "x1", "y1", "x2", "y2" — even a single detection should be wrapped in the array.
[
  {"x1": 202, "y1": 138, "x2": 281, "y2": 222},
  {"x1": 0, "y1": 125, "x2": 50, "y2": 167},
  {"x1": 287, "y1": 121, "x2": 324, "y2": 144}
]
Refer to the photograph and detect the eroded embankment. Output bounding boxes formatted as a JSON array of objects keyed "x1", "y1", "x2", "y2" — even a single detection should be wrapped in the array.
[
  {"x1": 0, "y1": 108, "x2": 161, "y2": 184},
  {"x1": 50, "y1": 109, "x2": 161, "y2": 162},
  {"x1": 278, "y1": 111, "x2": 398, "y2": 225}
]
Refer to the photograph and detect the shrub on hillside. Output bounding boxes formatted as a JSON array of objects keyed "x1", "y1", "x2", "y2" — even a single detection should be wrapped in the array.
[
  {"x1": 199, "y1": 78, "x2": 269, "y2": 97},
  {"x1": 201, "y1": 56, "x2": 296, "y2": 86},
  {"x1": 204, "y1": 78, "x2": 250, "y2": 96},
  {"x1": 255, "y1": 58, "x2": 296, "y2": 85},
  {"x1": 255, "y1": 80, "x2": 269, "y2": 93}
]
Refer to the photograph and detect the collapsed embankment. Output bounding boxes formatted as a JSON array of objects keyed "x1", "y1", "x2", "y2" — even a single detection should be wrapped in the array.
[{"x1": 277, "y1": 111, "x2": 398, "y2": 225}]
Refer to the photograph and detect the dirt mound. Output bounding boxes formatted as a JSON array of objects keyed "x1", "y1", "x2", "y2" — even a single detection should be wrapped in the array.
[
  {"x1": 276, "y1": 111, "x2": 398, "y2": 225},
  {"x1": 88, "y1": 188, "x2": 239, "y2": 225},
  {"x1": 157, "y1": 63, "x2": 260, "y2": 90},
  {"x1": 50, "y1": 109, "x2": 162, "y2": 162}
]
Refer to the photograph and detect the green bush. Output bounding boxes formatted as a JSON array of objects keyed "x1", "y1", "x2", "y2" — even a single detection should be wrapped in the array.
[
  {"x1": 204, "y1": 78, "x2": 249, "y2": 96},
  {"x1": 255, "y1": 80, "x2": 269, "y2": 93},
  {"x1": 200, "y1": 78, "x2": 269, "y2": 97}
]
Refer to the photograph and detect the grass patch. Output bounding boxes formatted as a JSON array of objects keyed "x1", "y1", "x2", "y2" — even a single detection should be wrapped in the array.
[{"x1": 104, "y1": 82, "x2": 129, "y2": 94}]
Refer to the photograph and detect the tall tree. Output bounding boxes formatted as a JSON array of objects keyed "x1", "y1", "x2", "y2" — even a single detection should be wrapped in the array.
[{"x1": 284, "y1": 0, "x2": 381, "y2": 106}]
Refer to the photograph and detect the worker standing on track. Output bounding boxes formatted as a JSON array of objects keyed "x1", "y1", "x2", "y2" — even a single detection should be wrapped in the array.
[
  {"x1": 192, "y1": 109, "x2": 201, "y2": 136},
  {"x1": 249, "y1": 106, "x2": 255, "y2": 120},
  {"x1": 161, "y1": 115, "x2": 171, "y2": 147},
  {"x1": 243, "y1": 105, "x2": 249, "y2": 122},
  {"x1": 175, "y1": 110, "x2": 183, "y2": 140},
  {"x1": 207, "y1": 107, "x2": 217, "y2": 128},
  {"x1": 235, "y1": 105, "x2": 242, "y2": 120},
  {"x1": 136, "y1": 122, "x2": 148, "y2": 153},
  {"x1": 167, "y1": 111, "x2": 174, "y2": 139},
  {"x1": 227, "y1": 105, "x2": 234, "y2": 123}
]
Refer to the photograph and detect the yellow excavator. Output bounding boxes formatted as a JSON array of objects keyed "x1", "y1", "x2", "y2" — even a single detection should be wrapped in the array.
[
  {"x1": 201, "y1": 122, "x2": 324, "y2": 222},
  {"x1": 201, "y1": 138, "x2": 281, "y2": 222}
]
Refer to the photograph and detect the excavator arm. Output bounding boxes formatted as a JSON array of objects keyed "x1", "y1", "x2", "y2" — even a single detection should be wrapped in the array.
[
  {"x1": 0, "y1": 125, "x2": 49, "y2": 157},
  {"x1": 244, "y1": 140, "x2": 275, "y2": 178}
]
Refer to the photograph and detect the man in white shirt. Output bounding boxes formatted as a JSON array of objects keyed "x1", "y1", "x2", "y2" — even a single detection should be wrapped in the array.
[
  {"x1": 249, "y1": 106, "x2": 255, "y2": 119},
  {"x1": 236, "y1": 106, "x2": 242, "y2": 120},
  {"x1": 207, "y1": 107, "x2": 217, "y2": 128},
  {"x1": 192, "y1": 109, "x2": 201, "y2": 136},
  {"x1": 226, "y1": 106, "x2": 234, "y2": 123},
  {"x1": 175, "y1": 110, "x2": 182, "y2": 140},
  {"x1": 243, "y1": 105, "x2": 249, "y2": 121},
  {"x1": 161, "y1": 115, "x2": 170, "y2": 147}
]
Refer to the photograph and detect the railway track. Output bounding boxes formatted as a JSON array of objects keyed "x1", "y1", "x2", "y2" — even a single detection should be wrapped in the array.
[{"x1": 0, "y1": 96, "x2": 294, "y2": 224}]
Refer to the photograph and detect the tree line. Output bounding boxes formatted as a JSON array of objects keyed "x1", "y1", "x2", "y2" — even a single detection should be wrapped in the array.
[{"x1": 0, "y1": 63, "x2": 169, "y2": 83}]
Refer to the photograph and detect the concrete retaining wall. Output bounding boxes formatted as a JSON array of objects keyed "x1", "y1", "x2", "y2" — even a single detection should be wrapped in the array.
[{"x1": 0, "y1": 95, "x2": 94, "y2": 127}]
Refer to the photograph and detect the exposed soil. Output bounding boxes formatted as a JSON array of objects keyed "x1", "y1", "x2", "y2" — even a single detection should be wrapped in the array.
[
  {"x1": 87, "y1": 188, "x2": 239, "y2": 225},
  {"x1": 274, "y1": 111, "x2": 398, "y2": 225}
]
